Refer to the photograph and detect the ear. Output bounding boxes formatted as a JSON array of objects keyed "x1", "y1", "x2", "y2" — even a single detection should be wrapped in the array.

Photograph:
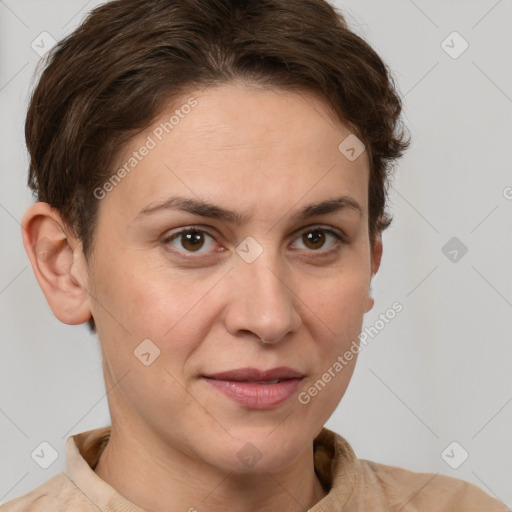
[
  {"x1": 21, "y1": 202, "x2": 92, "y2": 325},
  {"x1": 364, "y1": 234, "x2": 383, "y2": 313}
]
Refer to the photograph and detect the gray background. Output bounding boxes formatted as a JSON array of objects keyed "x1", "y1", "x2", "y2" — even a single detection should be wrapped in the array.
[{"x1": 1, "y1": 0, "x2": 511, "y2": 507}]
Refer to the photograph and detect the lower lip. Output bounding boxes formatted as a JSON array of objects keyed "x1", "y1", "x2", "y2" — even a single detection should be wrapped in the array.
[{"x1": 203, "y1": 377, "x2": 303, "y2": 409}]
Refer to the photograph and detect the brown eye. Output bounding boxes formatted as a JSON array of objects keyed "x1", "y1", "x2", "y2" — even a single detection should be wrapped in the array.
[
  {"x1": 303, "y1": 230, "x2": 326, "y2": 250},
  {"x1": 181, "y1": 231, "x2": 205, "y2": 251},
  {"x1": 164, "y1": 228, "x2": 216, "y2": 253},
  {"x1": 292, "y1": 227, "x2": 344, "y2": 252}
]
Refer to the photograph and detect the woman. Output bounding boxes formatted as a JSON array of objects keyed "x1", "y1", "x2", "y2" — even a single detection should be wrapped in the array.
[{"x1": 2, "y1": 0, "x2": 506, "y2": 510}]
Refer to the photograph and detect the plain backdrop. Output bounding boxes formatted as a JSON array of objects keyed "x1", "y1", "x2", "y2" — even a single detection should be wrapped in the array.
[{"x1": 1, "y1": 0, "x2": 511, "y2": 507}]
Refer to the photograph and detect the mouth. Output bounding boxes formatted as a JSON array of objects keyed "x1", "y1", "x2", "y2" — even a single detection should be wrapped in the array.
[
  {"x1": 202, "y1": 366, "x2": 305, "y2": 382},
  {"x1": 233, "y1": 379, "x2": 284, "y2": 384},
  {"x1": 201, "y1": 367, "x2": 305, "y2": 409}
]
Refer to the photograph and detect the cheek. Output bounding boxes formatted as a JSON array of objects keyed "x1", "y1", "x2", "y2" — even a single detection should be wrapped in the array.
[
  {"x1": 91, "y1": 246, "x2": 211, "y2": 336},
  {"x1": 308, "y1": 271, "x2": 370, "y2": 336},
  {"x1": 301, "y1": 267, "x2": 369, "y2": 411}
]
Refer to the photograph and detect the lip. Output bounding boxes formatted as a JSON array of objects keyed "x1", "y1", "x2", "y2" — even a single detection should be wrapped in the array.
[
  {"x1": 203, "y1": 366, "x2": 304, "y2": 381},
  {"x1": 202, "y1": 367, "x2": 305, "y2": 409}
]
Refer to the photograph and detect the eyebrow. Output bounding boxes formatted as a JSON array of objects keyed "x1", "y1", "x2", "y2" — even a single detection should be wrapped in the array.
[{"x1": 135, "y1": 195, "x2": 363, "y2": 223}]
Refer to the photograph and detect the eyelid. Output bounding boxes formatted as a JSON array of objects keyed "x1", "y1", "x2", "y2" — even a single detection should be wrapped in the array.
[
  {"x1": 289, "y1": 223, "x2": 347, "y2": 242},
  {"x1": 163, "y1": 225, "x2": 216, "y2": 239}
]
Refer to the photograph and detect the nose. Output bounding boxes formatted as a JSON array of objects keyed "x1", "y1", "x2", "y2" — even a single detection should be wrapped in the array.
[{"x1": 223, "y1": 252, "x2": 302, "y2": 345}]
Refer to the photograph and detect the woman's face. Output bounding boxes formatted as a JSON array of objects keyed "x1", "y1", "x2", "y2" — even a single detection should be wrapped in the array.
[{"x1": 87, "y1": 82, "x2": 381, "y2": 473}]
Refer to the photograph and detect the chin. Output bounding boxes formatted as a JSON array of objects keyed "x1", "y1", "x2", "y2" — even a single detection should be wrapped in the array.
[{"x1": 209, "y1": 427, "x2": 308, "y2": 475}]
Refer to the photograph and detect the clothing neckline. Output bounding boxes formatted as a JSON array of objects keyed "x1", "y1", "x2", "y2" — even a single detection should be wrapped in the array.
[{"x1": 65, "y1": 425, "x2": 360, "y2": 511}]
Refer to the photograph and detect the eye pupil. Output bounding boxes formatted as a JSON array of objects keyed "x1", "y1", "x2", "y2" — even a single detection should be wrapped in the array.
[
  {"x1": 303, "y1": 230, "x2": 325, "y2": 250},
  {"x1": 182, "y1": 231, "x2": 204, "y2": 251}
]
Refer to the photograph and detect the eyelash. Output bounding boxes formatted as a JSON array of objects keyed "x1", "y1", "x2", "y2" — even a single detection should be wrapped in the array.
[{"x1": 161, "y1": 225, "x2": 347, "y2": 258}]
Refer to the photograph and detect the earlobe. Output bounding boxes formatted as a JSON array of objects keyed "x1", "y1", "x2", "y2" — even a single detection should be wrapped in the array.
[
  {"x1": 21, "y1": 202, "x2": 92, "y2": 325},
  {"x1": 364, "y1": 295, "x2": 374, "y2": 313}
]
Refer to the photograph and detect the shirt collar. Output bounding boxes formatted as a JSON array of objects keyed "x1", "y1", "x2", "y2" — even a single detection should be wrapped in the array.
[
  {"x1": 64, "y1": 425, "x2": 360, "y2": 511},
  {"x1": 64, "y1": 426, "x2": 144, "y2": 511},
  {"x1": 310, "y1": 427, "x2": 360, "y2": 510}
]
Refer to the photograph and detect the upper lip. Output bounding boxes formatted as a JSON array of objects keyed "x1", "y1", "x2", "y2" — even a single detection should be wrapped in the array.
[{"x1": 202, "y1": 367, "x2": 304, "y2": 381}]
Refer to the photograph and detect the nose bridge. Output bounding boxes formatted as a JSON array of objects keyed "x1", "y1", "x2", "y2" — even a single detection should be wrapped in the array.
[{"x1": 226, "y1": 245, "x2": 302, "y2": 343}]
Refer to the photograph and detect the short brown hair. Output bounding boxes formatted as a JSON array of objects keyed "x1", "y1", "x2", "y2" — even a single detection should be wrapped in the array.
[{"x1": 25, "y1": 0, "x2": 410, "y2": 330}]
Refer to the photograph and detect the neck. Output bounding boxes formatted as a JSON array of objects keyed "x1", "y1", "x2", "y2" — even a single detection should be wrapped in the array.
[{"x1": 94, "y1": 423, "x2": 328, "y2": 512}]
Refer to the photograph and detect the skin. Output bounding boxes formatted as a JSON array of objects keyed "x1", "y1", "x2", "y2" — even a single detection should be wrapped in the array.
[{"x1": 22, "y1": 82, "x2": 382, "y2": 512}]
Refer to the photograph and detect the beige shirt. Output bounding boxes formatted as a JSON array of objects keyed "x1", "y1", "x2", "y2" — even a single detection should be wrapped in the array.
[{"x1": 0, "y1": 425, "x2": 506, "y2": 511}]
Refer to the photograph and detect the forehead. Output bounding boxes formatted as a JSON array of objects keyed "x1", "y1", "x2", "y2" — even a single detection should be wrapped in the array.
[
  {"x1": 162, "y1": 83, "x2": 358, "y2": 163},
  {"x1": 102, "y1": 82, "x2": 370, "y2": 222}
]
